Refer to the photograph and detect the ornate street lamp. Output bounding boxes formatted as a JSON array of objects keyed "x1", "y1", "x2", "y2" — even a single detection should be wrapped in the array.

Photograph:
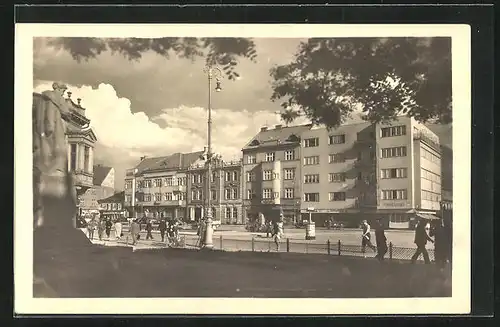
[{"x1": 201, "y1": 65, "x2": 223, "y2": 249}]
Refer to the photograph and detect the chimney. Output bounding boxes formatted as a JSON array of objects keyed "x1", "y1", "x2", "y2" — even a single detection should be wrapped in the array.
[
  {"x1": 77, "y1": 98, "x2": 82, "y2": 106},
  {"x1": 275, "y1": 124, "x2": 282, "y2": 129},
  {"x1": 260, "y1": 126, "x2": 268, "y2": 132},
  {"x1": 66, "y1": 91, "x2": 72, "y2": 99}
]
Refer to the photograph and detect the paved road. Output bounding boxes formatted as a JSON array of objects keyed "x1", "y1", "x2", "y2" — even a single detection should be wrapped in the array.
[{"x1": 83, "y1": 227, "x2": 435, "y2": 262}]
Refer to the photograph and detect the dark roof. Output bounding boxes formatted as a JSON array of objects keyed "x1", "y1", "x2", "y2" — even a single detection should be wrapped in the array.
[
  {"x1": 93, "y1": 165, "x2": 113, "y2": 186},
  {"x1": 134, "y1": 150, "x2": 205, "y2": 173},
  {"x1": 98, "y1": 191, "x2": 124, "y2": 204},
  {"x1": 242, "y1": 124, "x2": 312, "y2": 151}
]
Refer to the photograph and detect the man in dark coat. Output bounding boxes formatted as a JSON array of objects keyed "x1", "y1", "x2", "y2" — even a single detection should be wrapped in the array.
[
  {"x1": 374, "y1": 218, "x2": 388, "y2": 261},
  {"x1": 105, "y1": 218, "x2": 113, "y2": 238},
  {"x1": 430, "y1": 218, "x2": 449, "y2": 268},
  {"x1": 159, "y1": 218, "x2": 167, "y2": 242},
  {"x1": 411, "y1": 219, "x2": 434, "y2": 264},
  {"x1": 145, "y1": 219, "x2": 154, "y2": 240}
]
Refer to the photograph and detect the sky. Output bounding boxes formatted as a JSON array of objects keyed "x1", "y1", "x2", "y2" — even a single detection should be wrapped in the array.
[{"x1": 33, "y1": 37, "x2": 315, "y2": 190}]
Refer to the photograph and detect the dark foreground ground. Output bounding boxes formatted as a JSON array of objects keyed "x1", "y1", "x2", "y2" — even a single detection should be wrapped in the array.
[{"x1": 34, "y1": 244, "x2": 452, "y2": 298}]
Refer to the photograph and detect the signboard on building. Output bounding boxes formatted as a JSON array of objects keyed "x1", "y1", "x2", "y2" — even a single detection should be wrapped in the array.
[{"x1": 379, "y1": 200, "x2": 409, "y2": 208}]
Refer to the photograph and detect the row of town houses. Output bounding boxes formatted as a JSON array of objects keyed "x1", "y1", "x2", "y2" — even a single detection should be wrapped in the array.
[{"x1": 121, "y1": 116, "x2": 453, "y2": 229}]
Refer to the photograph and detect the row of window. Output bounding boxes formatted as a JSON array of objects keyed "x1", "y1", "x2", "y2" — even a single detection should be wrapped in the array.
[
  {"x1": 421, "y1": 147, "x2": 440, "y2": 164},
  {"x1": 138, "y1": 192, "x2": 188, "y2": 202},
  {"x1": 381, "y1": 125, "x2": 406, "y2": 138},
  {"x1": 246, "y1": 150, "x2": 296, "y2": 164},
  {"x1": 191, "y1": 171, "x2": 239, "y2": 184},
  {"x1": 100, "y1": 202, "x2": 122, "y2": 211},
  {"x1": 303, "y1": 192, "x2": 347, "y2": 202},
  {"x1": 303, "y1": 134, "x2": 346, "y2": 147},
  {"x1": 187, "y1": 207, "x2": 239, "y2": 220},
  {"x1": 129, "y1": 176, "x2": 188, "y2": 189},
  {"x1": 422, "y1": 190, "x2": 441, "y2": 202},
  {"x1": 381, "y1": 168, "x2": 408, "y2": 179},
  {"x1": 421, "y1": 168, "x2": 441, "y2": 184},
  {"x1": 192, "y1": 188, "x2": 240, "y2": 201},
  {"x1": 381, "y1": 146, "x2": 407, "y2": 158},
  {"x1": 380, "y1": 189, "x2": 408, "y2": 200}
]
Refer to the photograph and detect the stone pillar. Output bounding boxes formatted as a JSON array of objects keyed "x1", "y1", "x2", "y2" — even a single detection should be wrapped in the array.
[
  {"x1": 88, "y1": 146, "x2": 94, "y2": 174},
  {"x1": 79, "y1": 144, "x2": 85, "y2": 172},
  {"x1": 67, "y1": 143, "x2": 71, "y2": 172}
]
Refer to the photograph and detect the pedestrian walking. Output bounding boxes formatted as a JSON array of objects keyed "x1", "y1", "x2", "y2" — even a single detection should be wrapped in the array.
[
  {"x1": 86, "y1": 219, "x2": 95, "y2": 240},
  {"x1": 274, "y1": 217, "x2": 284, "y2": 251},
  {"x1": 105, "y1": 218, "x2": 112, "y2": 239},
  {"x1": 411, "y1": 219, "x2": 434, "y2": 264},
  {"x1": 429, "y1": 219, "x2": 448, "y2": 269},
  {"x1": 159, "y1": 218, "x2": 167, "y2": 242},
  {"x1": 145, "y1": 219, "x2": 154, "y2": 240},
  {"x1": 97, "y1": 219, "x2": 106, "y2": 241},
  {"x1": 374, "y1": 218, "x2": 388, "y2": 261},
  {"x1": 361, "y1": 220, "x2": 376, "y2": 257},
  {"x1": 114, "y1": 219, "x2": 123, "y2": 240},
  {"x1": 130, "y1": 219, "x2": 140, "y2": 245},
  {"x1": 266, "y1": 220, "x2": 272, "y2": 238}
]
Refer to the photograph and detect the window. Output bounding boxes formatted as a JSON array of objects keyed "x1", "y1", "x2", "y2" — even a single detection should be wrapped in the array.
[
  {"x1": 162, "y1": 192, "x2": 171, "y2": 201},
  {"x1": 143, "y1": 194, "x2": 152, "y2": 202},
  {"x1": 231, "y1": 188, "x2": 239, "y2": 199},
  {"x1": 284, "y1": 188, "x2": 294, "y2": 199},
  {"x1": 304, "y1": 174, "x2": 320, "y2": 183},
  {"x1": 381, "y1": 146, "x2": 407, "y2": 158},
  {"x1": 265, "y1": 152, "x2": 275, "y2": 162},
  {"x1": 246, "y1": 171, "x2": 255, "y2": 182},
  {"x1": 381, "y1": 168, "x2": 408, "y2": 179},
  {"x1": 284, "y1": 150, "x2": 295, "y2": 161},
  {"x1": 304, "y1": 193, "x2": 320, "y2": 202},
  {"x1": 211, "y1": 190, "x2": 217, "y2": 200},
  {"x1": 422, "y1": 190, "x2": 441, "y2": 202},
  {"x1": 263, "y1": 170, "x2": 273, "y2": 181},
  {"x1": 328, "y1": 173, "x2": 346, "y2": 182},
  {"x1": 247, "y1": 189, "x2": 255, "y2": 200},
  {"x1": 225, "y1": 207, "x2": 232, "y2": 220},
  {"x1": 421, "y1": 148, "x2": 440, "y2": 164},
  {"x1": 381, "y1": 125, "x2": 406, "y2": 138},
  {"x1": 232, "y1": 171, "x2": 238, "y2": 181},
  {"x1": 225, "y1": 172, "x2": 231, "y2": 182},
  {"x1": 153, "y1": 178, "x2": 162, "y2": 187},
  {"x1": 225, "y1": 188, "x2": 231, "y2": 200},
  {"x1": 125, "y1": 180, "x2": 132, "y2": 189},
  {"x1": 177, "y1": 177, "x2": 186, "y2": 186},
  {"x1": 232, "y1": 207, "x2": 238, "y2": 219},
  {"x1": 304, "y1": 137, "x2": 319, "y2": 147},
  {"x1": 211, "y1": 172, "x2": 216, "y2": 183},
  {"x1": 328, "y1": 153, "x2": 345, "y2": 163},
  {"x1": 143, "y1": 180, "x2": 152, "y2": 188},
  {"x1": 329, "y1": 134, "x2": 346, "y2": 144},
  {"x1": 329, "y1": 192, "x2": 346, "y2": 201},
  {"x1": 70, "y1": 144, "x2": 77, "y2": 171},
  {"x1": 263, "y1": 189, "x2": 272, "y2": 199},
  {"x1": 304, "y1": 156, "x2": 320, "y2": 165},
  {"x1": 381, "y1": 189, "x2": 408, "y2": 200},
  {"x1": 191, "y1": 190, "x2": 202, "y2": 201},
  {"x1": 283, "y1": 168, "x2": 295, "y2": 180},
  {"x1": 246, "y1": 154, "x2": 256, "y2": 164},
  {"x1": 84, "y1": 146, "x2": 90, "y2": 172},
  {"x1": 421, "y1": 168, "x2": 441, "y2": 183},
  {"x1": 191, "y1": 174, "x2": 202, "y2": 184},
  {"x1": 178, "y1": 192, "x2": 186, "y2": 201}
]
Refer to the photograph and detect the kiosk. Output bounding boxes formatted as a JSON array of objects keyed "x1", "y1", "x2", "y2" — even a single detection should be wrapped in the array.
[{"x1": 305, "y1": 207, "x2": 316, "y2": 240}]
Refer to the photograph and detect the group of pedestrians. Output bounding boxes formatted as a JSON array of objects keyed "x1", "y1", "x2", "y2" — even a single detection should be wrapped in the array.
[
  {"x1": 360, "y1": 217, "x2": 452, "y2": 267},
  {"x1": 86, "y1": 216, "x2": 122, "y2": 241}
]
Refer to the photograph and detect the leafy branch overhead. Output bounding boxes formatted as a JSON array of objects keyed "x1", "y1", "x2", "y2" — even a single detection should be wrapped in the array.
[
  {"x1": 270, "y1": 37, "x2": 452, "y2": 128},
  {"x1": 45, "y1": 37, "x2": 258, "y2": 81}
]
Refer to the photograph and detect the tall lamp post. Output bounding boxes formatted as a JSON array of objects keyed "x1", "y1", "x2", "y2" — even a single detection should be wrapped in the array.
[{"x1": 202, "y1": 64, "x2": 222, "y2": 249}]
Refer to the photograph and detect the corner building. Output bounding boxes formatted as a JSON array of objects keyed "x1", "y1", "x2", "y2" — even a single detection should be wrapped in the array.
[{"x1": 241, "y1": 124, "x2": 311, "y2": 223}]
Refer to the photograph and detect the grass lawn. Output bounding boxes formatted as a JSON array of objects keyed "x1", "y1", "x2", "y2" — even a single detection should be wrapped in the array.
[{"x1": 34, "y1": 244, "x2": 452, "y2": 298}]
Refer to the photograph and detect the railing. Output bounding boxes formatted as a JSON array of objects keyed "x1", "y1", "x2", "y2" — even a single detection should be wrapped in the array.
[
  {"x1": 181, "y1": 236, "x2": 435, "y2": 262},
  {"x1": 72, "y1": 171, "x2": 93, "y2": 187}
]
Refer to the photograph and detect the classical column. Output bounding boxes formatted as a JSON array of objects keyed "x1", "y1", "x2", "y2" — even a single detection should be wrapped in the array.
[
  {"x1": 88, "y1": 146, "x2": 94, "y2": 174},
  {"x1": 67, "y1": 143, "x2": 71, "y2": 172},
  {"x1": 79, "y1": 144, "x2": 85, "y2": 172}
]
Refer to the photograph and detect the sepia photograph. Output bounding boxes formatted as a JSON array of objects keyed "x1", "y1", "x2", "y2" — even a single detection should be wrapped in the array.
[{"x1": 15, "y1": 24, "x2": 470, "y2": 315}]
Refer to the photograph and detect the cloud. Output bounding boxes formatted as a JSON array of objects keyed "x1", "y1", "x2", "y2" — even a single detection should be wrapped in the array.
[{"x1": 34, "y1": 80, "x2": 308, "y2": 189}]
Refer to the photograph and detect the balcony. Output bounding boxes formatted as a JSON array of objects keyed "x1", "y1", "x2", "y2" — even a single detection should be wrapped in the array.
[{"x1": 72, "y1": 170, "x2": 93, "y2": 188}]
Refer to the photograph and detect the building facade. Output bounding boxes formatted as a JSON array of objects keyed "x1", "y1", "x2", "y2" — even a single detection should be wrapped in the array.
[
  {"x1": 241, "y1": 124, "x2": 311, "y2": 223},
  {"x1": 98, "y1": 191, "x2": 126, "y2": 221},
  {"x1": 299, "y1": 122, "x2": 377, "y2": 226},
  {"x1": 241, "y1": 117, "x2": 446, "y2": 229},
  {"x1": 79, "y1": 165, "x2": 116, "y2": 215}
]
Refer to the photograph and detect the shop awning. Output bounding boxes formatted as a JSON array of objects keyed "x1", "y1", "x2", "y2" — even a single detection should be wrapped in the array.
[{"x1": 415, "y1": 213, "x2": 440, "y2": 220}]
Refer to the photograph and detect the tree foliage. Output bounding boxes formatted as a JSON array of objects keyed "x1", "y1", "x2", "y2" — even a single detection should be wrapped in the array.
[
  {"x1": 45, "y1": 37, "x2": 258, "y2": 81},
  {"x1": 270, "y1": 37, "x2": 452, "y2": 128}
]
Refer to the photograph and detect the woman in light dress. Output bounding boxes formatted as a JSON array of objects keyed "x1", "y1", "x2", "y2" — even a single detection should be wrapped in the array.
[
  {"x1": 274, "y1": 216, "x2": 285, "y2": 251},
  {"x1": 114, "y1": 219, "x2": 123, "y2": 240}
]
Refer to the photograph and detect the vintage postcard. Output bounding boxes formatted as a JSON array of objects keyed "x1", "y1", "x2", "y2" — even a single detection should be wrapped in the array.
[{"x1": 15, "y1": 23, "x2": 470, "y2": 315}]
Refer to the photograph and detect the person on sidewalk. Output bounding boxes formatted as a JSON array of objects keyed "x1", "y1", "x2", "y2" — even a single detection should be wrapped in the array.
[
  {"x1": 97, "y1": 218, "x2": 106, "y2": 241},
  {"x1": 105, "y1": 218, "x2": 112, "y2": 239},
  {"x1": 429, "y1": 218, "x2": 448, "y2": 269},
  {"x1": 159, "y1": 218, "x2": 167, "y2": 242},
  {"x1": 114, "y1": 219, "x2": 123, "y2": 240},
  {"x1": 411, "y1": 219, "x2": 434, "y2": 264},
  {"x1": 374, "y1": 218, "x2": 388, "y2": 261},
  {"x1": 145, "y1": 219, "x2": 154, "y2": 240},
  {"x1": 87, "y1": 218, "x2": 95, "y2": 240},
  {"x1": 266, "y1": 220, "x2": 272, "y2": 238},
  {"x1": 130, "y1": 219, "x2": 140, "y2": 246},
  {"x1": 274, "y1": 216, "x2": 284, "y2": 251},
  {"x1": 361, "y1": 220, "x2": 376, "y2": 257}
]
